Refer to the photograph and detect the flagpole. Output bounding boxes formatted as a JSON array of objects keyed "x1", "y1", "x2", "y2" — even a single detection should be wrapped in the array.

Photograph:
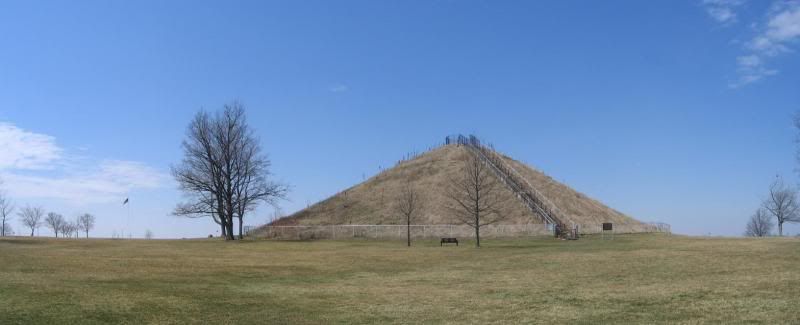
[
  {"x1": 122, "y1": 197, "x2": 130, "y2": 239},
  {"x1": 127, "y1": 199, "x2": 130, "y2": 239},
  {"x1": 127, "y1": 197, "x2": 131, "y2": 239}
]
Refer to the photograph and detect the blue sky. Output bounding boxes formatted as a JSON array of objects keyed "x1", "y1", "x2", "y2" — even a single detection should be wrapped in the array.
[{"x1": 1, "y1": 1, "x2": 799, "y2": 237}]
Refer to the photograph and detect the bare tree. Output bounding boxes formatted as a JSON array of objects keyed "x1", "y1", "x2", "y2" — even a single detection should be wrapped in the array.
[
  {"x1": 745, "y1": 208, "x2": 773, "y2": 237},
  {"x1": 0, "y1": 184, "x2": 13, "y2": 237},
  {"x1": 60, "y1": 221, "x2": 75, "y2": 239},
  {"x1": 445, "y1": 154, "x2": 509, "y2": 247},
  {"x1": 762, "y1": 176, "x2": 800, "y2": 236},
  {"x1": 1, "y1": 223, "x2": 12, "y2": 236},
  {"x1": 394, "y1": 182, "x2": 424, "y2": 247},
  {"x1": 18, "y1": 206, "x2": 44, "y2": 237},
  {"x1": 45, "y1": 212, "x2": 66, "y2": 238},
  {"x1": 144, "y1": 229, "x2": 154, "y2": 239},
  {"x1": 172, "y1": 102, "x2": 287, "y2": 240},
  {"x1": 70, "y1": 220, "x2": 80, "y2": 239},
  {"x1": 77, "y1": 213, "x2": 96, "y2": 238},
  {"x1": 269, "y1": 206, "x2": 284, "y2": 224},
  {"x1": 174, "y1": 193, "x2": 228, "y2": 237}
]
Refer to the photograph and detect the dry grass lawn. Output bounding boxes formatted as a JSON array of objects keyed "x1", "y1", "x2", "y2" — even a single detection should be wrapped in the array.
[{"x1": 1, "y1": 234, "x2": 799, "y2": 324}]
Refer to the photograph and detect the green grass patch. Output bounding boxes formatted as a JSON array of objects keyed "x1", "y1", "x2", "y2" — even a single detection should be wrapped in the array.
[{"x1": 1, "y1": 235, "x2": 798, "y2": 324}]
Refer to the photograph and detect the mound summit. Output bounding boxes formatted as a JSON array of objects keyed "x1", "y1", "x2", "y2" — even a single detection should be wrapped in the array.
[{"x1": 274, "y1": 136, "x2": 642, "y2": 229}]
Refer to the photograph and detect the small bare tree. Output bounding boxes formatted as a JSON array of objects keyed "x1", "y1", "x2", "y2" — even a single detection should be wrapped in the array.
[
  {"x1": 0, "y1": 186, "x2": 13, "y2": 237},
  {"x1": 18, "y1": 206, "x2": 44, "y2": 236},
  {"x1": 762, "y1": 176, "x2": 800, "y2": 236},
  {"x1": 394, "y1": 182, "x2": 424, "y2": 247},
  {"x1": 745, "y1": 208, "x2": 773, "y2": 237},
  {"x1": 60, "y1": 221, "x2": 75, "y2": 239},
  {"x1": 1, "y1": 223, "x2": 12, "y2": 236},
  {"x1": 77, "y1": 213, "x2": 96, "y2": 238},
  {"x1": 45, "y1": 212, "x2": 66, "y2": 238},
  {"x1": 144, "y1": 229, "x2": 154, "y2": 239},
  {"x1": 445, "y1": 154, "x2": 509, "y2": 247},
  {"x1": 0, "y1": 179, "x2": 13, "y2": 237}
]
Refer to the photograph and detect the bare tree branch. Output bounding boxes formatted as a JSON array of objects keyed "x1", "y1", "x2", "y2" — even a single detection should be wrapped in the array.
[
  {"x1": 745, "y1": 208, "x2": 773, "y2": 237},
  {"x1": 18, "y1": 206, "x2": 44, "y2": 237},
  {"x1": 44, "y1": 212, "x2": 65, "y2": 238},
  {"x1": 172, "y1": 102, "x2": 288, "y2": 240},
  {"x1": 394, "y1": 182, "x2": 424, "y2": 247},
  {"x1": 77, "y1": 213, "x2": 96, "y2": 238},
  {"x1": 0, "y1": 180, "x2": 13, "y2": 237},
  {"x1": 762, "y1": 176, "x2": 800, "y2": 236},
  {"x1": 444, "y1": 153, "x2": 509, "y2": 247}
]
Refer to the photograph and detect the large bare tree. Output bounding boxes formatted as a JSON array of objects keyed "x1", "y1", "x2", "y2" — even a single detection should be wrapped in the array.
[
  {"x1": 394, "y1": 182, "x2": 424, "y2": 247},
  {"x1": 44, "y1": 212, "x2": 66, "y2": 238},
  {"x1": 18, "y1": 206, "x2": 44, "y2": 237},
  {"x1": 762, "y1": 176, "x2": 800, "y2": 236},
  {"x1": 77, "y1": 213, "x2": 95, "y2": 238},
  {"x1": 172, "y1": 102, "x2": 287, "y2": 240},
  {"x1": 0, "y1": 182, "x2": 13, "y2": 237},
  {"x1": 174, "y1": 193, "x2": 228, "y2": 237},
  {"x1": 745, "y1": 208, "x2": 773, "y2": 237},
  {"x1": 445, "y1": 154, "x2": 509, "y2": 247}
]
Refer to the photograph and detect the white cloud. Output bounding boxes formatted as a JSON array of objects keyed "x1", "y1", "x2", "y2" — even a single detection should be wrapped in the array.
[
  {"x1": 329, "y1": 84, "x2": 349, "y2": 93},
  {"x1": 702, "y1": 0, "x2": 746, "y2": 24},
  {"x1": 0, "y1": 122, "x2": 165, "y2": 205},
  {"x1": 0, "y1": 122, "x2": 61, "y2": 170},
  {"x1": 731, "y1": 1, "x2": 800, "y2": 87},
  {"x1": 766, "y1": 4, "x2": 800, "y2": 41},
  {"x1": 730, "y1": 54, "x2": 779, "y2": 87}
]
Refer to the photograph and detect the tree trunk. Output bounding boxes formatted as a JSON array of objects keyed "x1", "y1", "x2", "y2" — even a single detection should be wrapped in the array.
[
  {"x1": 779, "y1": 221, "x2": 783, "y2": 237},
  {"x1": 407, "y1": 219, "x2": 411, "y2": 247},
  {"x1": 86, "y1": 230, "x2": 89, "y2": 238},
  {"x1": 238, "y1": 216, "x2": 243, "y2": 239},
  {"x1": 475, "y1": 225, "x2": 480, "y2": 247},
  {"x1": 30, "y1": 228, "x2": 34, "y2": 237},
  {"x1": 475, "y1": 207, "x2": 480, "y2": 247},
  {"x1": 225, "y1": 217, "x2": 235, "y2": 240}
]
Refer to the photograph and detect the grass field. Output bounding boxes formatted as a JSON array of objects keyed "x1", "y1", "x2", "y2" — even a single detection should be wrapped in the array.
[{"x1": 1, "y1": 234, "x2": 799, "y2": 324}]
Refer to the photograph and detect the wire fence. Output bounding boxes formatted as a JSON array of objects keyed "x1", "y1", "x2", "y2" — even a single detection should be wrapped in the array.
[{"x1": 249, "y1": 223, "x2": 670, "y2": 240}]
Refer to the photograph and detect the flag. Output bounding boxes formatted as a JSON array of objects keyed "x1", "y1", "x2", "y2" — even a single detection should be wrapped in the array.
[{"x1": 123, "y1": 198, "x2": 129, "y2": 205}]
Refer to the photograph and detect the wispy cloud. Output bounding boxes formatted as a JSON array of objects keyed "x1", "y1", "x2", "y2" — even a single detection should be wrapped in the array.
[
  {"x1": 0, "y1": 122, "x2": 165, "y2": 205},
  {"x1": 329, "y1": 84, "x2": 349, "y2": 93},
  {"x1": 730, "y1": 1, "x2": 800, "y2": 87},
  {"x1": 732, "y1": 54, "x2": 779, "y2": 86},
  {"x1": 702, "y1": 0, "x2": 746, "y2": 25},
  {"x1": 0, "y1": 122, "x2": 61, "y2": 170}
]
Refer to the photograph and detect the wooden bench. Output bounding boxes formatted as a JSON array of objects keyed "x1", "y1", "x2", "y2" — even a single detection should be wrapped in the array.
[{"x1": 440, "y1": 237, "x2": 458, "y2": 246}]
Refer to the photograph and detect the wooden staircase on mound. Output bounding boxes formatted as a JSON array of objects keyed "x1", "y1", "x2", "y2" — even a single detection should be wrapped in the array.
[{"x1": 451, "y1": 135, "x2": 571, "y2": 237}]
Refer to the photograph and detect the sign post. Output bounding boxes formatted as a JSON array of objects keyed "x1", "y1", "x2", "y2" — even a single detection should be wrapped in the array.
[{"x1": 602, "y1": 223, "x2": 613, "y2": 240}]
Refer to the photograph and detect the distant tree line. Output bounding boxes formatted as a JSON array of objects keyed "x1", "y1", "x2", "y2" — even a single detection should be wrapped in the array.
[{"x1": 0, "y1": 179, "x2": 96, "y2": 238}]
